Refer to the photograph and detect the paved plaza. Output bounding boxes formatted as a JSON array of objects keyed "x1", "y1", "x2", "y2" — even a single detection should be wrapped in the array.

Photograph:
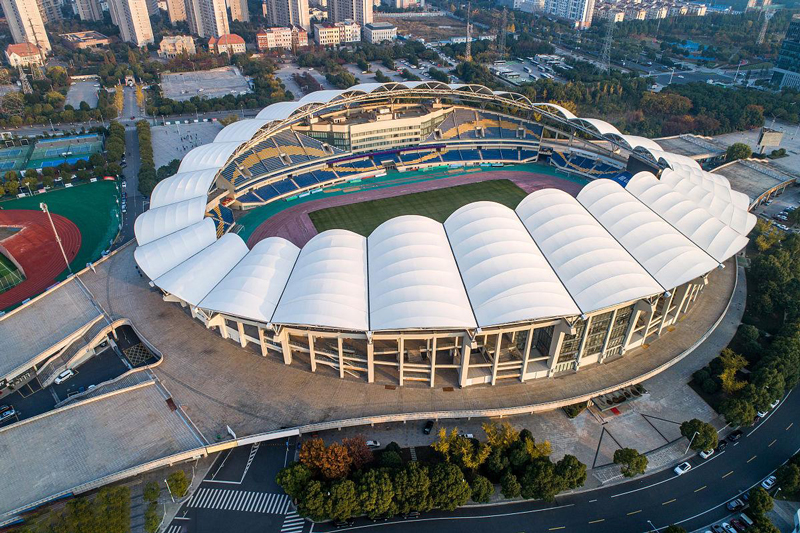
[
  {"x1": 151, "y1": 121, "x2": 223, "y2": 169},
  {"x1": 161, "y1": 66, "x2": 251, "y2": 102},
  {"x1": 65, "y1": 81, "x2": 99, "y2": 109}
]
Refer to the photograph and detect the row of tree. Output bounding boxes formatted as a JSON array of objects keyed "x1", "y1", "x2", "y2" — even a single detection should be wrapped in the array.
[{"x1": 136, "y1": 120, "x2": 157, "y2": 196}]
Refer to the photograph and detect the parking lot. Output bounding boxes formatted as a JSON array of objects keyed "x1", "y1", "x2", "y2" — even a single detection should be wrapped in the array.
[
  {"x1": 151, "y1": 120, "x2": 223, "y2": 169},
  {"x1": 65, "y1": 81, "x2": 100, "y2": 109},
  {"x1": 161, "y1": 66, "x2": 252, "y2": 102}
]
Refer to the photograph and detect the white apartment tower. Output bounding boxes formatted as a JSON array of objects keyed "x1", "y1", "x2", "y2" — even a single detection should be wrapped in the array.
[
  {"x1": 263, "y1": 0, "x2": 310, "y2": 30},
  {"x1": 229, "y1": 0, "x2": 249, "y2": 21},
  {"x1": 75, "y1": 0, "x2": 103, "y2": 21},
  {"x1": 108, "y1": 0, "x2": 154, "y2": 46},
  {"x1": 544, "y1": 0, "x2": 594, "y2": 28},
  {"x1": 165, "y1": 0, "x2": 187, "y2": 24},
  {"x1": 186, "y1": 0, "x2": 230, "y2": 38},
  {"x1": 1, "y1": 0, "x2": 51, "y2": 53},
  {"x1": 329, "y1": 0, "x2": 371, "y2": 26}
]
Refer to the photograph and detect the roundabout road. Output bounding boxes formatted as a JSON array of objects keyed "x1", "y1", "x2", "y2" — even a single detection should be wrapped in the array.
[{"x1": 318, "y1": 390, "x2": 800, "y2": 533}]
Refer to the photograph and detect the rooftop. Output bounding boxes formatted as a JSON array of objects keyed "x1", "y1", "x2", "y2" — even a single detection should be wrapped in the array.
[
  {"x1": 654, "y1": 134, "x2": 725, "y2": 160},
  {"x1": 0, "y1": 381, "x2": 203, "y2": 518},
  {"x1": 712, "y1": 158, "x2": 797, "y2": 206},
  {"x1": 210, "y1": 33, "x2": 245, "y2": 46},
  {"x1": 59, "y1": 31, "x2": 109, "y2": 42},
  {"x1": 0, "y1": 278, "x2": 101, "y2": 381},
  {"x1": 6, "y1": 42, "x2": 40, "y2": 56},
  {"x1": 365, "y1": 22, "x2": 397, "y2": 30}
]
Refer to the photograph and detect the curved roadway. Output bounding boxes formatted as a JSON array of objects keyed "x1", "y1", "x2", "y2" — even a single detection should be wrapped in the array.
[{"x1": 317, "y1": 392, "x2": 799, "y2": 533}]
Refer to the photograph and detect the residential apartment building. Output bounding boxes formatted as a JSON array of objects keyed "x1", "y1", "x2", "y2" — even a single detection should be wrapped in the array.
[
  {"x1": 229, "y1": 0, "x2": 249, "y2": 21},
  {"x1": 75, "y1": 0, "x2": 103, "y2": 20},
  {"x1": 5, "y1": 42, "x2": 43, "y2": 67},
  {"x1": 186, "y1": 0, "x2": 230, "y2": 38},
  {"x1": 37, "y1": 0, "x2": 62, "y2": 23},
  {"x1": 159, "y1": 35, "x2": 196, "y2": 57},
  {"x1": 0, "y1": 0, "x2": 51, "y2": 53},
  {"x1": 165, "y1": 0, "x2": 187, "y2": 24},
  {"x1": 263, "y1": 0, "x2": 310, "y2": 30},
  {"x1": 773, "y1": 14, "x2": 800, "y2": 89},
  {"x1": 362, "y1": 21, "x2": 396, "y2": 43},
  {"x1": 256, "y1": 26, "x2": 308, "y2": 50},
  {"x1": 544, "y1": 0, "x2": 595, "y2": 29},
  {"x1": 594, "y1": 6, "x2": 624, "y2": 21},
  {"x1": 313, "y1": 19, "x2": 360, "y2": 45},
  {"x1": 380, "y1": 0, "x2": 421, "y2": 7},
  {"x1": 209, "y1": 33, "x2": 246, "y2": 54},
  {"x1": 108, "y1": 0, "x2": 154, "y2": 46},
  {"x1": 329, "y1": 0, "x2": 371, "y2": 26}
]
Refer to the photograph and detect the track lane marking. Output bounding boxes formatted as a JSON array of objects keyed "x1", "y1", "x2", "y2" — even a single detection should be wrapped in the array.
[
  {"x1": 788, "y1": 422, "x2": 794, "y2": 431},
  {"x1": 695, "y1": 486, "x2": 707, "y2": 492},
  {"x1": 769, "y1": 439, "x2": 777, "y2": 447},
  {"x1": 627, "y1": 510, "x2": 642, "y2": 515},
  {"x1": 662, "y1": 499, "x2": 676, "y2": 505},
  {"x1": 722, "y1": 471, "x2": 734, "y2": 478},
  {"x1": 589, "y1": 519, "x2": 605, "y2": 524},
  {"x1": 747, "y1": 456, "x2": 757, "y2": 463}
]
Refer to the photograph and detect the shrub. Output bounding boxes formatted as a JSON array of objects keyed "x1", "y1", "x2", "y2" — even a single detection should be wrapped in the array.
[
  {"x1": 563, "y1": 402, "x2": 588, "y2": 418},
  {"x1": 143, "y1": 481, "x2": 160, "y2": 503},
  {"x1": 166, "y1": 471, "x2": 189, "y2": 498},
  {"x1": 144, "y1": 502, "x2": 160, "y2": 533},
  {"x1": 702, "y1": 377, "x2": 720, "y2": 394},
  {"x1": 692, "y1": 369, "x2": 710, "y2": 385},
  {"x1": 470, "y1": 475, "x2": 494, "y2": 503}
]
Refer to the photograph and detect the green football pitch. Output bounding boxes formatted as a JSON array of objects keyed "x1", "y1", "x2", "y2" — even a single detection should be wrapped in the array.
[
  {"x1": 0, "y1": 254, "x2": 24, "y2": 294},
  {"x1": 308, "y1": 179, "x2": 529, "y2": 237}
]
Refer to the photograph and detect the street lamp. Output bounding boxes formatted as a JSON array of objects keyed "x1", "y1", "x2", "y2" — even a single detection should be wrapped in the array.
[
  {"x1": 685, "y1": 430, "x2": 699, "y2": 455},
  {"x1": 40, "y1": 202, "x2": 72, "y2": 275}
]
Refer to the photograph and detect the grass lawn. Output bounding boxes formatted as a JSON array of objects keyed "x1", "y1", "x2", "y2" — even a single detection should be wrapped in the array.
[
  {"x1": 0, "y1": 181, "x2": 120, "y2": 279},
  {"x1": 309, "y1": 179, "x2": 528, "y2": 236},
  {"x1": 0, "y1": 253, "x2": 24, "y2": 293}
]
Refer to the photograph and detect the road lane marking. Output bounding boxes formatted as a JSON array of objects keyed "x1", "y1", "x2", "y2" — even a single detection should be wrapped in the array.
[
  {"x1": 589, "y1": 499, "x2": 598, "y2": 503},
  {"x1": 662, "y1": 499, "x2": 676, "y2": 505},
  {"x1": 589, "y1": 519, "x2": 605, "y2": 524},
  {"x1": 695, "y1": 486, "x2": 707, "y2": 492},
  {"x1": 747, "y1": 456, "x2": 757, "y2": 463},
  {"x1": 769, "y1": 439, "x2": 777, "y2": 447},
  {"x1": 723, "y1": 471, "x2": 734, "y2": 478},
  {"x1": 788, "y1": 422, "x2": 794, "y2": 431},
  {"x1": 548, "y1": 527, "x2": 565, "y2": 530},
  {"x1": 627, "y1": 510, "x2": 642, "y2": 515}
]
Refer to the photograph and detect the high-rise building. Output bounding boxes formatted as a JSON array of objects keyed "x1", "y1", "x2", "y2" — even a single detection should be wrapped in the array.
[
  {"x1": 313, "y1": 19, "x2": 359, "y2": 45},
  {"x1": 773, "y1": 14, "x2": 800, "y2": 89},
  {"x1": 165, "y1": 0, "x2": 187, "y2": 24},
  {"x1": 544, "y1": 0, "x2": 594, "y2": 28},
  {"x1": 36, "y1": 0, "x2": 62, "y2": 22},
  {"x1": 108, "y1": 0, "x2": 154, "y2": 46},
  {"x1": 229, "y1": 0, "x2": 248, "y2": 21},
  {"x1": 263, "y1": 0, "x2": 309, "y2": 30},
  {"x1": 0, "y1": 0, "x2": 51, "y2": 53},
  {"x1": 329, "y1": 0, "x2": 371, "y2": 26},
  {"x1": 186, "y1": 0, "x2": 230, "y2": 37},
  {"x1": 75, "y1": 0, "x2": 103, "y2": 20}
]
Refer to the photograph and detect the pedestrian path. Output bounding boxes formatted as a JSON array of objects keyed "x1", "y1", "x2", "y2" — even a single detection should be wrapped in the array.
[
  {"x1": 281, "y1": 511, "x2": 305, "y2": 533},
  {"x1": 410, "y1": 446, "x2": 417, "y2": 461},
  {"x1": 187, "y1": 487, "x2": 290, "y2": 514}
]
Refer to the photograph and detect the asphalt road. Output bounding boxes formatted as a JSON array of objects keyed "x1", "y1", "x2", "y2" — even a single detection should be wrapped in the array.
[{"x1": 309, "y1": 391, "x2": 799, "y2": 533}]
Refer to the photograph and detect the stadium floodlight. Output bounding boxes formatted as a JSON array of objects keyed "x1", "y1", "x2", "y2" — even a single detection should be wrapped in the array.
[{"x1": 40, "y1": 202, "x2": 72, "y2": 275}]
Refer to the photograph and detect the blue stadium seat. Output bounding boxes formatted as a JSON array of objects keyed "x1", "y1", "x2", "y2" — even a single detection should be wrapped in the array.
[
  {"x1": 439, "y1": 150, "x2": 462, "y2": 162},
  {"x1": 373, "y1": 153, "x2": 399, "y2": 165},
  {"x1": 314, "y1": 169, "x2": 337, "y2": 182},
  {"x1": 293, "y1": 172, "x2": 319, "y2": 188},
  {"x1": 272, "y1": 179, "x2": 298, "y2": 195},
  {"x1": 238, "y1": 191, "x2": 263, "y2": 203},
  {"x1": 458, "y1": 149, "x2": 480, "y2": 162},
  {"x1": 500, "y1": 149, "x2": 519, "y2": 161},
  {"x1": 481, "y1": 149, "x2": 503, "y2": 161},
  {"x1": 519, "y1": 149, "x2": 538, "y2": 161},
  {"x1": 255, "y1": 185, "x2": 280, "y2": 201}
]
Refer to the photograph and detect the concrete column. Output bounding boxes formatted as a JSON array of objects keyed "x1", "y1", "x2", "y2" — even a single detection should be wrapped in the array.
[
  {"x1": 398, "y1": 336, "x2": 404, "y2": 386},
  {"x1": 429, "y1": 337, "x2": 437, "y2": 388},
  {"x1": 258, "y1": 328, "x2": 268, "y2": 357},
  {"x1": 520, "y1": 326, "x2": 534, "y2": 382},
  {"x1": 657, "y1": 291, "x2": 676, "y2": 336},
  {"x1": 237, "y1": 321, "x2": 247, "y2": 348},
  {"x1": 574, "y1": 316, "x2": 592, "y2": 371},
  {"x1": 459, "y1": 333, "x2": 472, "y2": 388},
  {"x1": 622, "y1": 300, "x2": 650, "y2": 353},
  {"x1": 643, "y1": 299, "x2": 658, "y2": 341},
  {"x1": 367, "y1": 340, "x2": 374, "y2": 383},
  {"x1": 547, "y1": 321, "x2": 570, "y2": 377},
  {"x1": 673, "y1": 283, "x2": 692, "y2": 321},
  {"x1": 279, "y1": 331, "x2": 292, "y2": 365},
  {"x1": 599, "y1": 309, "x2": 618, "y2": 364},
  {"x1": 308, "y1": 332, "x2": 316, "y2": 371},
  {"x1": 337, "y1": 337, "x2": 344, "y2": 379},
  {"x1": 490, "y1": 332, "x2": 502, "y2": 386},
  {"x1": 219, "y1": 321, "x2": 229, "y2": 340}
]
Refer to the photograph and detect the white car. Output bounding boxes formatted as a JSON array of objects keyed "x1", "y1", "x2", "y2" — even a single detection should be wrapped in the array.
[
  {"x1": 54, "y1": 369, "x2": 75, "y2": 385},
  {"x1": 459, "y1": 433, "x2": 475, "y2": 439},
  {"x1": 366, "y1": 440, "x2": 381, "y2": 449},
  {"x1": 0, "y1": 409, "x2": 15, "y2": 421},
  {"x1": 674, "y1": 462, "x2": 692, "y2": 475},
  {"x1": 761, "y1": 475, "x2": 777, "y2": 490},
  {"x1": 721, "y1": 523, "x2": 736, "y2": 533},
  {"x1": 757, "y1": 409, "x2": 768, "y2": 418},
  {"x1": 699, "y1": 449, "x2": 715, "y2": 459},
  {"x1": 770, "y1": 399, "x2": 780, "y2": 409}
]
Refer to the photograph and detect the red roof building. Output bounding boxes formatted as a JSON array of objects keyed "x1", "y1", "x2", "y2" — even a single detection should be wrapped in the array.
[{"x1": 209, "y1": 33, "x2": 246, "y2": 55}]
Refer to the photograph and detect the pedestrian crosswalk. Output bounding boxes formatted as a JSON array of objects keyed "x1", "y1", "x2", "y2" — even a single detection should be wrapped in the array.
[
  {"x1": 165, "y1": 525, "x2": 184, "y2": 533},
  {"x1": 187, "y1": 488, "x2": 290, "y2": 514},
  {"x1": 281, "y1": 511, "x2": 305, "y2": 533}
]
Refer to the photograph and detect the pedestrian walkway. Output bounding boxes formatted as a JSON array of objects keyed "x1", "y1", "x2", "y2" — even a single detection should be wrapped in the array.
[
  {"x1": 281, "y1": 511, "x2": 305, "y2": 533},
  {"x1": 409, "y1": 446, "x2": 417, "y2": 461},
  {"x1": 187, "y1": 488, "x2": 290, "y2": 514}
]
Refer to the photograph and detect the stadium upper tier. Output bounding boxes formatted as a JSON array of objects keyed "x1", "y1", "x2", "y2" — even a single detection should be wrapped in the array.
[{"x1": 134, "y1": 84, "x2": 756, "y2": 336}]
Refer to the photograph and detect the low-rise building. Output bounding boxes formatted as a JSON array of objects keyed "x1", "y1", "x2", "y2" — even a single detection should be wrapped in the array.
[
  {"x1": 362, "y1": 21, "x2": 396, "y2": 43},
  {"x1": 209, "y1": 33, "x2": 247, "y2": 55},
  {"x1": 59, "y1": 31, "x2": 112, "y2": 49},
  {"x1": 313, "y1": 20, "x2": 360, "y2": 46},
  {"x1": 5, "y1": 42, "x2": 43, "y2": 67},
  {"x1": 159, "y1": 35, "x2": 196, "y2": 58},
  {"x1": 256, "y1": 25, "x2": 307, "y2": 50}
]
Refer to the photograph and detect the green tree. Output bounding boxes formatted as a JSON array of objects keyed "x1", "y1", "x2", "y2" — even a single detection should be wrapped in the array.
[
  {"x1": 470, "y1": 475, "x2": 494, "y2": 503},
  {"x1": 719, "y1": 349, "x2": 748, "y2": 395},
  {"x1": 430, "y1": 463, "x2": 471, "y2": 511},
  {"x1": 613, "y1": 448, "x2": 648, "y2": 477},
  {"x1": 379, "y1": 450, "x2": 403, "y2": 469},
  {"x1": 500, "y1": 471, "x2": 521, "y2": 498},
  {"x1": 5, "y1": 180, "x2": 19, "y2": 195},
  {"x1": 143, "y1": 481, "x2": 161, "y2": 502},
  {"x1": 329, "y1": 479, "x2": 359, "y2": 522},
  {"x1": 298, "y1": 480, "x2": 331, "y2": 521},
  {"x1": 393, "y1": 462, "x2": 433, "y2": 514},
  {"x1": 726, "y1": 142, "x2": 753, "y2": 161},
  {"x1": 776, "y1": 463, "x2": 800, "y2": 495},
  {"x1": 749, "y1": 517, "x2": 781, "y2": 533},
  {"x1": 679, "y1": 419, "x2": 718, "y2": 452},
  {"x1": 663, "y1": 526, "x2": 687, "y2": 533},
  {"x1": 555, "y1": 455, "x2": 587, "y2": 489},
  {"x1": 720, "y1": 397, "x2": 756, "y2": 427},
  {"x1": 748, "y1": 487, "x2": 774, "y2": 517},
  {"x1": 482, "y1": 421, "x2": 519, "y2": 450},
  {"x1": 144, "y1": 502, "x2": 160, "y2": 533},
  {"x1": 166, "y1": 471, "x2": 189, "y2": 498},
  {"x1": 520, "y1": 459, "x2": 565, "y2": 501},
  {"x1": 357, "y1": 469, "x2": 395, "y2": 518},
  {"x1": 276, "y1": 462, "x2": 312, "y2": 500}
]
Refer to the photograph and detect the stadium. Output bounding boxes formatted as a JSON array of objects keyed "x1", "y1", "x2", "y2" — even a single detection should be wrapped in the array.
[{"x1": 133, "y1": 81, "x2": 756, "y2": 388}]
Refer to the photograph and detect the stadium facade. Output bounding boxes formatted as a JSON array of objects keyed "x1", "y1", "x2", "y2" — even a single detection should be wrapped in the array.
[{"x1": 133, "y1": 82, "x2": 755, "y2": 388}]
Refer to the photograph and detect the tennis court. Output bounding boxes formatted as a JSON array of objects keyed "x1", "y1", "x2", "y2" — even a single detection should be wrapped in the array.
[
  {"x1": 0, "y1": 254, "x2": 24, "y2": 294},
  {"x1": 26, "y1": 134, "x2": 103, "y2": 170}
]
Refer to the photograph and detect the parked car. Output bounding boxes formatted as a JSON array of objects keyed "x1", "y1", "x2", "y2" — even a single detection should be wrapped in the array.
[
  {"x1": 674, "y1": 462, "x2": 692, "y2": 475},
  {"x1": 726, "y1": 498, "x2": 745, "y2": 512},
  {"x1": 770, "y1": 399, "x2": 780, "y2": 409},
  {"x1": 54, "y1": 369, "x2": 75, "y2": 385},
  {"x1": 728, "y1": 430, "x2": 743, "y2": 442},
  {"x1": 757, "y1": 409, "x2": 768, "y2": 418},
  {"x1": 761, "y1": 475, "x2": 777, "y2": 490},
  {"x1": 721, "y1": 523, "x2": 737, "y2": 533},
  {"x1": 403, "y1": 512, "x2": 420, "y2": 519},
  {"x1": 423, "y1": 420, "x2": 434, "y2": 434},
  {"x1": 730, "y1": 518, "x2": 747, "y2": 532},
  {"x1": 716, "y1": 441, "x2": 728, "y2": 452},
  {"x1": 459, "y1": 433, "x2": 475, "y2": 439},
  {"x1": 712, "y1": 524, "x2": 725, "y2": 533},
  {"x1": 366, "y1": 440, "x2": 381, "y2": 449},
  {"x1": 700, "y1": 449, "x2": 715, "y2": 459},
  {"x1": 0, "y1": 409, "x2": 15, "y2": 421}
]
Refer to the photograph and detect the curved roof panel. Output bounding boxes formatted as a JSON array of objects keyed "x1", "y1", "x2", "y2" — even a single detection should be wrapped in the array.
[
  {"x1": 134, "y1": 196, "x2": 207, "y2": 246},
  {"x1": 134, "y1": 218, "x2": 217, "y2": 280},
  {"x1": 619, "y1": 135, "x2": 662, "y2": 151},
  {"x1": 178, "y1": 141, "x2": 242, "y2": 173},
  {"x1": 149, "y1": 168, "x2": 218, "y2": 209},
  {"x1": 215, "y1": 119, "x2": 271, "y2": 143},
  {"x1": 298, "y1": 90, "x2": 346, "y2": 105},
  {"x1": 369, "y1": 215, "x2": 477, "y2": 331},
  {"x1": 625, "y1": 172, "x2": 748, "y2": 262},
  {"x1": 574, "y1": 118, "x2": 621, "y2": 136},
  {"x1": 577, "y1": 180, "x2": 718, "y2": 289},
  {"x1": 256, "y1": 101, "x2": 305, "y2": 121},
  {"x1": 535, "y1": 103, "x2": 577, "y2": 120},
  {"x1": 516, "y1": 189, "x2": 663, "y2": 313},
  {"x1": 199, "y1": 237, "x2": 300, "y2": 323},
  {"x1": 154, "y1": 233, "x2": 249, "y2": 306},
  {"x1": 445, "y1": 202, "x2": 579, "y2": 327},
  {"x1": 272, "y1": 230, "x2": 369, "y2": 331}
]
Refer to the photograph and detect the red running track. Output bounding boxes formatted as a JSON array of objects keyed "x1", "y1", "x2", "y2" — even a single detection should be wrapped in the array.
[{"x1": 0, "y1": 210, "x2": 81, "y2": 310}]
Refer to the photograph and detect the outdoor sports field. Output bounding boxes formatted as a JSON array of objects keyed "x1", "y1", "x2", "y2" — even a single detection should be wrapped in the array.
[
  {"x1": 309, "y1": 179, "x2": 528, "y2": 236},
  {"x1": 0, "y1": 254, "x2": 23, "y2": 294}
]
